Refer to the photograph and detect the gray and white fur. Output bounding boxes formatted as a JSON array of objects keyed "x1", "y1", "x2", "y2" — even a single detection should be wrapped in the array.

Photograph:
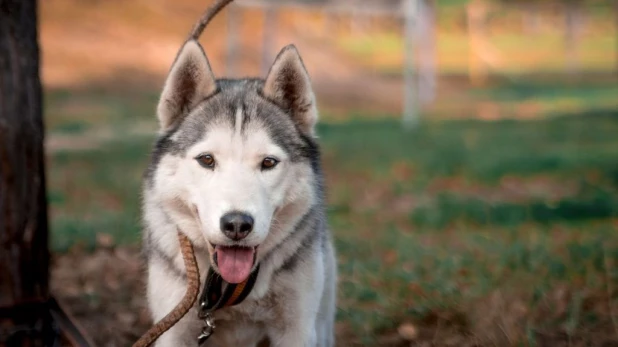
[{"x1": 141, "y1": 18, "x2": 337, "y2": 347}]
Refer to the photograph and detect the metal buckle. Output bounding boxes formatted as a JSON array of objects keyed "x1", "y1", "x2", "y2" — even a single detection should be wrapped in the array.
[{"x1": 197, "y1": 312, "x2": 215, "y2": 345}]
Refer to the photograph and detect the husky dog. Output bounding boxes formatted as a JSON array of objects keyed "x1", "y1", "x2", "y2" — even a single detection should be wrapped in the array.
[{"x1": 141, "y1": 2, "x2": 336, "y2": 346}]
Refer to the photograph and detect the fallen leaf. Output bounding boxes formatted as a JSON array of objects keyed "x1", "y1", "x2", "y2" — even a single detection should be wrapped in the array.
[{"x1": 398, "y1": 322, "x2": 419, "y2": 341}]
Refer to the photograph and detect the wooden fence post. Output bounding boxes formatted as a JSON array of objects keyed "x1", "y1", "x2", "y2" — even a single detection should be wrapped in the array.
[
  {"x1": 262, "y1": 6, "x2": 278, "y2": 75},
  {"x1": 417, "y1": 0, "x2": 436, "y2": 105},
  {"x1": 227, "y1": 4, "x2": 240, "y2": 76},
  {"x1": 403, "y1": 0, "x2": 419, "y2": 129},
  {"x1": 564, "y1": 1, "x2": 584, "y2": 75}
]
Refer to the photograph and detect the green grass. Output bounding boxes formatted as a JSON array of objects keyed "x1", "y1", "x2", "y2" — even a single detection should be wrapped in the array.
[
  {"x1": 320, "y1": 111, "x2": 618, "y2": 182},
  {"x1": 45, "y1": 87, "x2": 618, "y2": 344},
  {"x1": 45, "y1": 87, "x2": 159, "y2": 131},
  {"x1": 48, "y1": 136, "x2": 153, "y2": 251},
  {"x1": 335, "y1": 222, "x2": 615, "y2": 341},
  {"x1": 320, "y1": 115, "x2": 617, "y2": 343},
  {"x1": 411, "y1": 187, "x2": 617, "y2": 228},
  {"x1": 470, "y1": 81, "x2": 618, "y2": 104}
]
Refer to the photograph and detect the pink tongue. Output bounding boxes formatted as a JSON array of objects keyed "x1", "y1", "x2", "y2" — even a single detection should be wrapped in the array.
[{"x1": 216, "y1": 246, "x2": 255, "y2": 284}]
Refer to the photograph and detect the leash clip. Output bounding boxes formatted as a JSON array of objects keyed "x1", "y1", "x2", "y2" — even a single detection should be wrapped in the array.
[
  {"x1": 196, "y1": 266, "x2": 260, "y2": 344},
  {"x1": 197, "y1": 312, "x2": 215, "y2": 344}
]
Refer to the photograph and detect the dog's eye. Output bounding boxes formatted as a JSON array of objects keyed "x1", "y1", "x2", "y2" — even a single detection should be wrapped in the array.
[
  {"x1": 261, "y1": 157, "x2": 279, "y2": 170},
  {"x1": 196, "y1": 154, "x2": 215, "y2": 169}
]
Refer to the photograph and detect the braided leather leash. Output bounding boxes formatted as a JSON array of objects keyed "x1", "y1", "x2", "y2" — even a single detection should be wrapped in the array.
[{"x1": 132, "y1": 231, "x2": 200, "y2": 347}]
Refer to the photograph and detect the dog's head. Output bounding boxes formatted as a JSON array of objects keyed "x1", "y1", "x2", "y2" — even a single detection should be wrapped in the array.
[{"x1": 145, "y1": 41, "x2": 320, "y2": 283}]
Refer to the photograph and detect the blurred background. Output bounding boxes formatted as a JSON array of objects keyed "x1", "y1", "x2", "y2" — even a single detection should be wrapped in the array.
[{"x1": 42, "y1": 0, "x2": 617, "y2": 346}]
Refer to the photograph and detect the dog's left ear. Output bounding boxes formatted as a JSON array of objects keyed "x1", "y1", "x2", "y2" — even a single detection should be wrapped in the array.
[{"x1": 263, "y1": 45, "x2": 318, "y2": 136}]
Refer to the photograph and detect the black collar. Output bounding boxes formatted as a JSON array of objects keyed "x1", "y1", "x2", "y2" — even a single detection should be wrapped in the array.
[
  {"x1": 196, "y1": 266, "x2": 260, "y2": 344},
  {"x1": 198, "y1": 266, "x2": 260, "y2": 315}
]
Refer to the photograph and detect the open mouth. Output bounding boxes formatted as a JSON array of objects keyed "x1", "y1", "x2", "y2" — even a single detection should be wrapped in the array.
[{"x1": 213, "y1": 245, "x2": 257, "y2": 284}]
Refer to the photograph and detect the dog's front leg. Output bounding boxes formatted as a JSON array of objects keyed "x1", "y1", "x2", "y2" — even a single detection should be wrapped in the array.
[
  {"x1": 267, "y1": 253, "x2": 325, "y2": 347},
  {"x1": 154, "y1": 322, "x2": 196, "y2": 347},
  {"x1": 147, "y1": 260, "x2": 201, "y2": 347},
  {"x1": 270, "y1": 321, "x2": 318, "y2": 347}
]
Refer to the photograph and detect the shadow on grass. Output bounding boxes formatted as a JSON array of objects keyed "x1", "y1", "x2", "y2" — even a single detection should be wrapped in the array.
[
  {"x1": 411, "y1": 185, "x2": 617, "y2": 228},
  {"x1": 319, "y1": 108, "x2": 618, "y2": 181}
]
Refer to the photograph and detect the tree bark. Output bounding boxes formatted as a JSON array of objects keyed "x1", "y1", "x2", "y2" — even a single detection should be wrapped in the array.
[{"x1": 0, "y1": 0, "x2": 49, "y2": 310}]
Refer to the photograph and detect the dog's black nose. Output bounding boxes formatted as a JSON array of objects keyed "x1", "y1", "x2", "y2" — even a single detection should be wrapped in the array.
[{"x1": 220, "y1": 212, "x2": 254, "y2": 240}]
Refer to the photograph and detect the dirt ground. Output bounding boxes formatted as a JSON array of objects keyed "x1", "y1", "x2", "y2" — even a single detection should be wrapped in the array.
[
  {"x1": 50, "y1": 244, "x2": 461, "y2": 347},
  {"x1": 49, "y1": 246, "x2": 474, "y2": 347},
  {"x1": 52, "y1": 245, "x2": 405, "y2": 347},
  {"x1": 51, "y1": 244, "x2": 618, "y2": 347},
  {"x1": 51, "y1": 245, "x2": 149, "y2": 346}
]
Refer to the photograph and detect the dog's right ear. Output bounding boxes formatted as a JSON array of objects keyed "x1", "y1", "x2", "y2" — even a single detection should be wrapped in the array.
[{"x1": 157, "y1": 40, "x2": 217, "y2": 132}]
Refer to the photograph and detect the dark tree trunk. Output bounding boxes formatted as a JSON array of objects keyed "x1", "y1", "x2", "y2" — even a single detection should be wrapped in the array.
[
  {"x1": 1, "y1": 2, "x2": 101, "y2": 346},
  {"x1": 0, "y1": 0, "x2": 51, "y2": 343}
]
